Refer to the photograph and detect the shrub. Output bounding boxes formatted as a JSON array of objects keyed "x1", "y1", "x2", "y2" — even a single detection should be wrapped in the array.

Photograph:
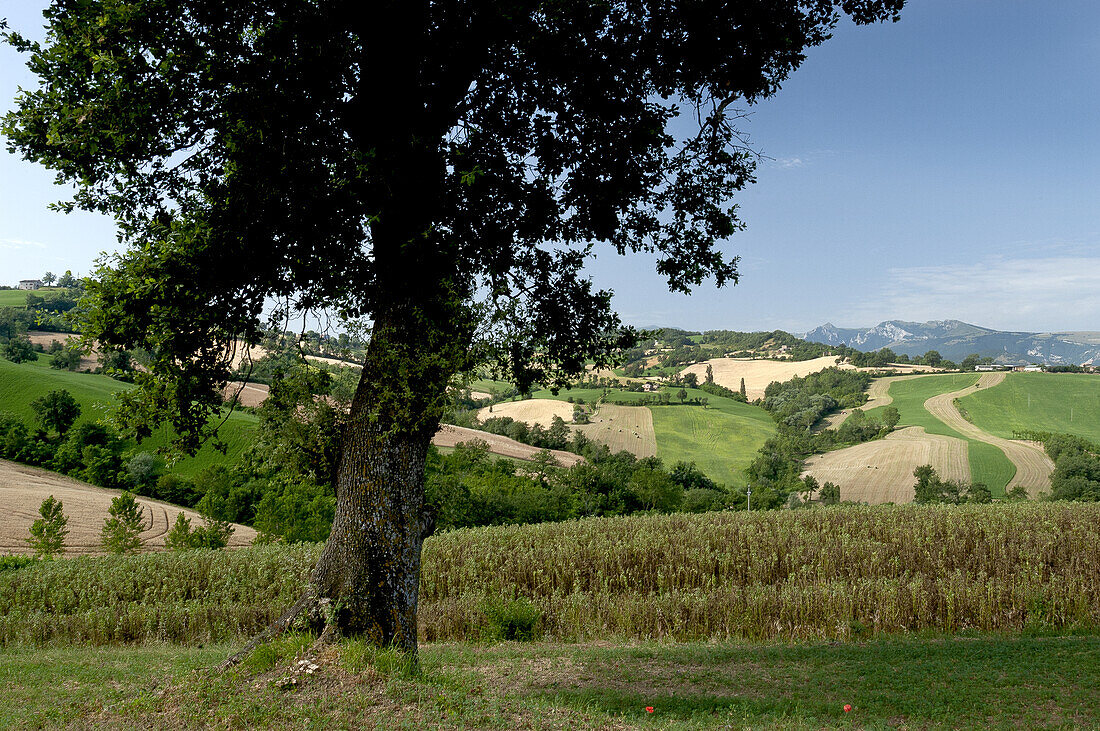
[
  {"x1": 480, "y1": 596, "x2": 542, "y2": 642},
  {"x1": 1, "y1": 334, "x2": 36, "y2": 363},
  {"x1": 27, "y1": 495, "x2": 69, "y2": 557},
  {"x1": 101, "y1": 491, "x2": 148, "y2": 554}
]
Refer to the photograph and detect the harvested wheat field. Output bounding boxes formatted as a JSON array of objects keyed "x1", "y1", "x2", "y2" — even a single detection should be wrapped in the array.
[
  {"x1": 223, "y1": 380, "x2": 271, "y2": 408},
  {"x1": 476, "y1": 398, "x2": 575, "y2": 427},
  {"x1": 0, "y1": 459, "x2": 256, "y2": 555},
  {"x1": 26, "y1": 330, "x2": 99, "y2": 370},
  {"x1": 679, "y1": 356, "x2": 846, "y2": 401},
  {"x1": 432, "y1": 425, "x2": 583, "y2": 466},
  {"x1": 574, "y1": 403, "x2": 657, "y2": 458},
  {"x1": 923, "y1": 372, "x2": 1054, "y2": 495},
  {"x1": 802, "y1": 426, "x2": 970, "y2": 504}
]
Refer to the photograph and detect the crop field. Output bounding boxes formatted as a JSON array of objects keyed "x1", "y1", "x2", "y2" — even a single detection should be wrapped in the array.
[
  {"x1": 861, "y1": 373, "x2": 1021, "y2": 493},
  {"x1": 7, "y1": 503, "x2": 1100, "y2": 646},
  {"x1": 574, "y1": 403, "x2": 656, "y2": 458},
  {"x1": 432, "y1": 425, "x2": 583, "y2": 466},
  {"x1": 958, "y1": 372, "x2": 1100, "y2": 444},
  {"x1": 803, "y1": 426, "x2": 969, "y2": 504},
  {"x1": 475, "y1": 397, "x2": 575, "y2": 426},
  {"x1": 649, "y1": 389, "x2": 775, "y2": 485},
  {"x1": 0, "y1": 357, "x2": 256, "y2": 477},
  {"x1": 0, "y1": 458, "x2": 256, "y2": 555},
  {"x1": 923, "y1": 373, "x2": 1051, "y2": 495},
  {"x1": 0, "y1": 287, "x2": 76, "y2": 308},
  {"x1": 679, "y1": 355, "x2": 844, "y2": 400},
  {"x1": 5, "y1": 505, "x2": 1100, "y2": 727}
]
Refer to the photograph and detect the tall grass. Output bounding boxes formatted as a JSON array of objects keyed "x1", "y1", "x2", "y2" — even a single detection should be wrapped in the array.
[{"x1": 4, "y1": 504, "x2": 1100, "y2": 646}]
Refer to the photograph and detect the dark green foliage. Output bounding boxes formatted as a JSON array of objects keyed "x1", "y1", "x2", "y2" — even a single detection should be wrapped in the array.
[
  {"x1": 912, "y1": 465, "x2": 992, "y2": 505},
  {"x1": 1, "y1": 334, "x2": 35, "y2": 364},
  {"x1": 101, "y1": 491, "x2": 148, "y2": 554},
  {"x1": 48, "y1": 346, "x2": 82, "y2": 371},
  {"x1": 53, "y1": 422, "x2": 127, "y2": 489},
  {"x1": 30, "y1": 388, "x2": 81, "y2": 435},
  {"x1": 0, "y1": 555, "x2": 37, "y2": 573},
  {"x1": 480, "y1": 596, "x2": 542, "y2": 642},
  {"x1": 27, "y1": 495, "x2": 69, "y2": 557},
  {"x1": 252, "y1": 477, "x2": 336, "y2": 544}
]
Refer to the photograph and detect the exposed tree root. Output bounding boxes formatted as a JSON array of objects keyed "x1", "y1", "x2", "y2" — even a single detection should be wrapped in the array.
[{"x1": 219, "y1": 588, "x2": 330, "y2": 671}]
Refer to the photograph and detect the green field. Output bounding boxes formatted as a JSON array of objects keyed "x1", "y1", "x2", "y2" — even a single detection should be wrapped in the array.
[
  {"x1": 864, "y1": 373, "x2": 1016, "y2": 493},
  {"x1": 0, "y1": 286, "x2": 74, "y2": 308},
  {"x1": 959, "y1": 372, "x2": 1100, "y2": 444},
  {"x1": 649, "y1": 388, "x2": 775, "y2": 486},
  {"x1": 530, "y1": 386, "x2": 773, "y2": 485},
  {"x1": 4, "y1": 636, "x2": 1100, "y2": 729},
  {"x1": 0, "y1": 356, "x2": 256, "y2": 477}
]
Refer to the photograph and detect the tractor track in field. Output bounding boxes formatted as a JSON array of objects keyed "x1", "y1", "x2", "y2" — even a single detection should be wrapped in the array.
[{"x1": 923, "y1": 373, "x2": 1054, "y2": 495}]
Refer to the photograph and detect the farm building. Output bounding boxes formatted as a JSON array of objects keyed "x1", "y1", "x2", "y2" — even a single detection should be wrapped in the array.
[{"x1": 17, "y1": 279, "x2": 41, "y2": 290}]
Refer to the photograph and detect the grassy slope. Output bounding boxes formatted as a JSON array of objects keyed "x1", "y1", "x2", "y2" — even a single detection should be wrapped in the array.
[
  {"x1": 0, "y1": 287, "x2": 75, "y2": 308},
  {"x1": 4, "y1": 636, "x2": 1100, "y2": 729},
  {"x1": 959, "y1": 372, "x2": 1100, "y2": 444},
  {"x1": 648, "y1": 387, "x2": 775, "y2": 486},
  {"x1": 864, "y1": 373, "x2": 1016, "y2": 493},
  {"x1": 0, "y1": 356, "x2": 255, "y2": 477},
  {"x1": 529, "y1": 386, "x2": 774, "y2": 485}
]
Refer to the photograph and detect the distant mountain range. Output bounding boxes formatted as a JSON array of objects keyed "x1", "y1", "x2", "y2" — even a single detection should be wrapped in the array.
[{"x1": 802, "y1": 320, "x2": 1100, "y2": 365}]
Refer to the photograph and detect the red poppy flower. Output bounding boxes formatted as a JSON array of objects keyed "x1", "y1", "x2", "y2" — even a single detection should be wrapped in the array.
[
  {"x1": 844, "y1": 704, "x2": 852, "y2": 713},
  {"x1": 645, "y1": 706, "x2": 654, "y2": 713}
]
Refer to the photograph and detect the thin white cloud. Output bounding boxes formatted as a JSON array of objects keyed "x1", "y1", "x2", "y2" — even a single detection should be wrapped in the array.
[
  {"x1": 774, "y1": 156, "x2": 804, "y2": 169},
  {"x1": 839, "y1": 255, "x2": 1100, "y2": 332},
  {"x1": 0, "y1": 237, "x2": 47, "y2": 250}
]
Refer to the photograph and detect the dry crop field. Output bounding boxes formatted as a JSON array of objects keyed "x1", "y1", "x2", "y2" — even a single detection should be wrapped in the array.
[
  {"x1": 802, "y1": 426, "x2": 969, "y2": 504},
  {"x1": 0, "y1": 459, "x2": 256, "y2": 555},
  {"x1": 475, "y1": 398, "x2": 575, "y2": 427},
  {"x1": 573, "y1": 403, "x2": 657, "y2": 458},
  {"x1": 431, "y1": 425, "x2": 583, "y2": 466},
  {"x1": 679, "y1": 356, "x2": 845, "y2": 400}
]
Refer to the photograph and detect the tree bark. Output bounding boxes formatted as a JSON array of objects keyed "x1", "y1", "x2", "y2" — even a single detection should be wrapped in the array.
[{"x1": 309, "y1": 418, "x2": 431, "y2": 653}]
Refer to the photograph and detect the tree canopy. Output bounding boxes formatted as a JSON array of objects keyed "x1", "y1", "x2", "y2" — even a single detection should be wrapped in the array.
[{"x1": 4, "y1": 0, "x2": 903, "y2": 654}]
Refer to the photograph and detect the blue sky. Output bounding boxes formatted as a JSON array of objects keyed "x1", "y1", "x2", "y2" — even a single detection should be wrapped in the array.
[{"x1": 3, "y1": 1, "x2": 1099, "y2": 333}]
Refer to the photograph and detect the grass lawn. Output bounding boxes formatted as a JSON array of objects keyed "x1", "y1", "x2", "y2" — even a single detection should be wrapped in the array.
[
  {"x1": 4, "y1": 634, "x2": 1100, "y2": 728},
  {"x1": 0, "y1": 356, "x2": 255, "y2": 477},
  {"x1": 864, "y1": 373, "x2": 1016, "y2": 493},
  {"x1": 958, "y1": 372, "x2": 1100, "y2": 444}
]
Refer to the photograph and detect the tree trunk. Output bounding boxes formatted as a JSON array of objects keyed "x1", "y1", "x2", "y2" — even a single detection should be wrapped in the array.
[
  {"x1": 302, "y1": 304, "x2": 459, "y2": 657},
  {"x1": 309, "y1": 418, "x2": 431, "y2": 653}
]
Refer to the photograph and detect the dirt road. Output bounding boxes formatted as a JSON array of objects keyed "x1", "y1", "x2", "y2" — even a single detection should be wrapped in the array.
[{"x1": 923, "y1": 372, "x2": 1053, "y2": 495}]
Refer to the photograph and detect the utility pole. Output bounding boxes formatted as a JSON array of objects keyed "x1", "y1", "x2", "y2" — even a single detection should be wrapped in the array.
[{"x1": 747, "y1": 485, "x2": 752, "y2": 512}]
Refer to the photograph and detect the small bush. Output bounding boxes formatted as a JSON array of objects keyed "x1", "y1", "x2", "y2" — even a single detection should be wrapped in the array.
[
  {"x1": 0, "y1": 555, "x2": 38, "y2": 573},
  {"x1": 243, "y1": 632, "x2": 314, "y2": 673},
  {"x1": 480, "y1": 596, "x2": 542, "y2": 642}
]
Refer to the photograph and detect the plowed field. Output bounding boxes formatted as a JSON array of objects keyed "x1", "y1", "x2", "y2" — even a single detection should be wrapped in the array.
[{"x1": 0, "y1": 459, "x2": 256, "y2": 555}]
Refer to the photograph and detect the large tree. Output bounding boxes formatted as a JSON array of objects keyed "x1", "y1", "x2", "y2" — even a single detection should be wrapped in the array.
[{"x1": 3, "y1": 0, "x2": 902, "y2": 655}]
